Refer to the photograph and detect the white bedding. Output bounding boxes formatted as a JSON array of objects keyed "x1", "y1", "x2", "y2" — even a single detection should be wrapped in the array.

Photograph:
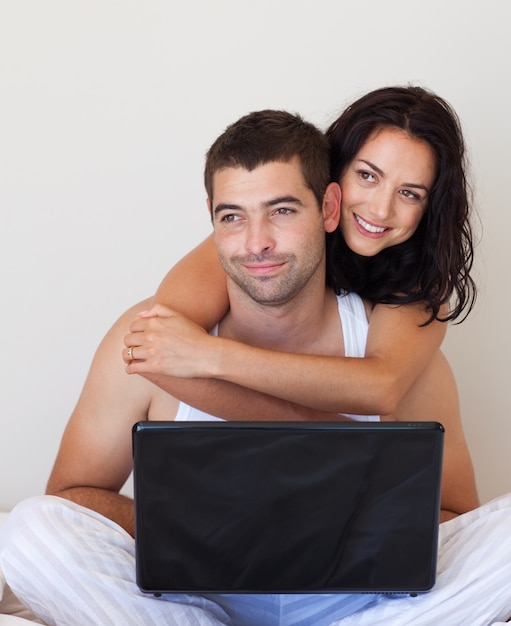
[
  {"x1": 1, "y1": 506, "x2": 510, "y2": 626},
  {"x1": 0, "y1": 513, "x2": 42, "y2": 625}
]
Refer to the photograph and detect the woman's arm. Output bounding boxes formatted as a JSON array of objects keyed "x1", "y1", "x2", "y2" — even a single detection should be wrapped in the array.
[
  {"x1": 154, "y1": 234, "x2": 229, "y2": 329},
  {"x1": 128, "y1": 236, "x2": 446, "y2": 417},
  {"x1": 145, "y1": 234, "x2": 342, "y2": 421},
  {"x1": 126, "y1": 303, "x2": 445, "y2": 415}
]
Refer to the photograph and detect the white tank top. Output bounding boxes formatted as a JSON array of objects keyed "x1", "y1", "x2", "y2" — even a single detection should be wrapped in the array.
[{"x1": 175, "y1": 291, "x2": 380, "y2": 423}]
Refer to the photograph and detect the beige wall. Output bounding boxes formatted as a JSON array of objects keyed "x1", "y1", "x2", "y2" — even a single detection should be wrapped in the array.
[{"x1": 1, "y1": 0, "x2": 510, "y2": 510}]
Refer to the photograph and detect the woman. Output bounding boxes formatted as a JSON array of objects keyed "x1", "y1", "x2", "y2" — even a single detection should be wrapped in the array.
[{"x1": 123, "y1": 86, "x2": 476, "y2": 419}]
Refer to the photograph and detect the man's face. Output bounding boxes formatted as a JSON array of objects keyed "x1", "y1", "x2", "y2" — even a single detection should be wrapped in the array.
[{"x1": 209, "y1": 157, "x2": 334, "y2": 308}]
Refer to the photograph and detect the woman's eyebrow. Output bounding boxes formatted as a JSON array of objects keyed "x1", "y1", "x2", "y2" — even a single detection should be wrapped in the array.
[
  {"x1": 358, "y1": 159, "x2": 384, "y2": 177},
  {"x1": 358, "y1": 159, "x2": 430, "y2": 192}
]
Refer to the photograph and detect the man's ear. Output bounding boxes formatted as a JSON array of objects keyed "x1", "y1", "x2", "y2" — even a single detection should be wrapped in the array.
[
  {"x1": 207, "y1": 198, "x2": 214, "y2": 224},
  {"x1": 322, "y1": 182, "x2": 341, "y2": 233}
]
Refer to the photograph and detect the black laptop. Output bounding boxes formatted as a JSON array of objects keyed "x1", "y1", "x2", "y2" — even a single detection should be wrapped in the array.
[{"x1": 132, "y1": 421, "x2": 443, "y2": 596}]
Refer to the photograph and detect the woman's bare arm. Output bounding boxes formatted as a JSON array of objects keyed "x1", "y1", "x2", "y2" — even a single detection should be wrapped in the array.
[
  {"x1": 154, "y1": 234, "x2": 229, "y2": 329},
  {"x1": 129, "y1": 236, "x2": 446, "y2": 417},
  {"x1": 147, "y1": 236, "x2": 343, "y2": 420}
]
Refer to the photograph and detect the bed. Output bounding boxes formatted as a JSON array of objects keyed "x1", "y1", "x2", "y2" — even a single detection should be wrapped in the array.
[
  {"x1": 0, "y1": 513, "x2": 43, "y2": 625},
  {"x1": 2, "y1": 508, "x2": 510, "y2": 625}
]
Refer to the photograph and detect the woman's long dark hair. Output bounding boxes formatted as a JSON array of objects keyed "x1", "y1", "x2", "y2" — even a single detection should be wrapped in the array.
[{"x1": 326, "y1": 86, "x2": 476, "y2": 324}]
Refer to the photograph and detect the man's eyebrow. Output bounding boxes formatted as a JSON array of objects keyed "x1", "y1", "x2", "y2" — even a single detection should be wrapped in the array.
[
  {"x1": 213, "y1": 204, "x2": 242, "y2": 217},
  {"x1": 264, "y1": 195, "x2": 304, "y2": 208},
  {"x1": 213, "y1": 196, "x2": 304, "y2": 217},
  {"x1": 358, "y1": 159, "x2": 430, "y2": 191}
]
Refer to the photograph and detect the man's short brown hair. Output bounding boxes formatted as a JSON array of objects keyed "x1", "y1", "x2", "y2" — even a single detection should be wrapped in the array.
[{"x1": 204, "y1": 110, "x2": 330, "y2": 208}]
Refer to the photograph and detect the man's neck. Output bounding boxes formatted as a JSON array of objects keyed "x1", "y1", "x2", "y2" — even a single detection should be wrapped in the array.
[{"x1": 218, "y1": 283, "x2": 344, "y2": 357}]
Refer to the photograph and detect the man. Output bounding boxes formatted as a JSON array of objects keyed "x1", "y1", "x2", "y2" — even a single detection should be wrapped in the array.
[{"x1": 0, "y1": 111, "x2": 509, "y2": 625}]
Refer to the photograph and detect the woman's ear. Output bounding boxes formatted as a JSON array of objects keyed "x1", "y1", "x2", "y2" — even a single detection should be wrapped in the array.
[{"x1": 322, "y1": 182, "x2": 341, "y2": 233}]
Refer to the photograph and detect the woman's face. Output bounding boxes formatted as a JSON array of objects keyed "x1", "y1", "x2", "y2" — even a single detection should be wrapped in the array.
[{"x1": 339, "y1": 127, "x2": 437, "y2": 257}]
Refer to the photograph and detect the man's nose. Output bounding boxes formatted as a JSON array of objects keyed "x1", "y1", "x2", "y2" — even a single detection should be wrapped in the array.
[{"x1": 244, "y1": 219, "x2": 275, "y2": 255}]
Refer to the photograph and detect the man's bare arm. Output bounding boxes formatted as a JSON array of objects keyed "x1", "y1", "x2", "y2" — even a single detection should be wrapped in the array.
[
  {"x1": 385, "y1": 350, "x2": 479, "y2": 520},
  {"x1": 46, "y1": 299, "x2": 176, "y2": 537}
]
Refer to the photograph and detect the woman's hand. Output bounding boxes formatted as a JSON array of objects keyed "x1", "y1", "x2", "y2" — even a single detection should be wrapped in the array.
[{"x1": 123, "y1": 304, "x2": 219, "y2": 378}]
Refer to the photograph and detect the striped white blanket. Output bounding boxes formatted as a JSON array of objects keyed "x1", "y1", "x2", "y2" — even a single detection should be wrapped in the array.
[{"x1": 1, "y1": 495, "x2": 510, "y2": 625}]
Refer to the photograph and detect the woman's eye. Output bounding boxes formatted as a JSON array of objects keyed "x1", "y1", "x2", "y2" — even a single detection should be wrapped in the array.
[
  {"x1": 400, "y1": 189, "x2": 421, "y2": 201},
  {"x1": 359, "y1": 171, "x2": 376, "y2": 183}
]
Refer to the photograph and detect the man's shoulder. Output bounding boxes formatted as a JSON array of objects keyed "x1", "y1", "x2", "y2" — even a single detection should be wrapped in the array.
[{"x1": 85, "y1": 297, "x2": 179, "y2": 416}]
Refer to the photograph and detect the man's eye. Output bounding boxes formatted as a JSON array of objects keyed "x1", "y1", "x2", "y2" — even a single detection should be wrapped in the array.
[
  {"x1": 221, "y1": 214, "x2": 241, "y2": 223},
  {"x1": 273, "y1": 207, "x2": 294, "y2": 215}
]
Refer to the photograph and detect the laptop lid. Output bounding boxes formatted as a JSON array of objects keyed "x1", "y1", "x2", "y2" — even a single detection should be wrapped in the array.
[{"x1": 133, "y1": 421, "x2": 443, "y2": 595}]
